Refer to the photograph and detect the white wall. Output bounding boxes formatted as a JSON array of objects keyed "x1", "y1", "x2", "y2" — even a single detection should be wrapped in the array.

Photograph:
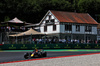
[
  {"x1": 60, "y1": 24, "x2": 64, "y2": 33},
  {"x1": 39, "y1": 10, "x2": 97, "y2": 35},
  {"x1": 40, "y1": 11, "x2": 60, "y2": 34},
  {"x1": 72, "y1": 25, "x2": 84, "y2": 34},
  {"x1": 91, "y1": 26, "x2": 97, "y2": 34},
  {"x1": 59, "y1": 23, "x2": 97, "y2": 35},
  {"x1": 40, "y1": 25, "x2": 60, "y2": 34},
  {"x1": 40, "y1": 23, "x2": 97, "y2": 35}
]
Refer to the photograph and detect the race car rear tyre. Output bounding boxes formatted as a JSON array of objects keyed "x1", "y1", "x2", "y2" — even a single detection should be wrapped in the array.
[
  {"x1": 24, "y1": 55, "x2": 29, "y2": 59},
  {"x1": 24, "y1": 53, "x2": 30, "y2": 59},
  {"x1": 43, "y1": 52, "x2": 47, "y2": 57}
]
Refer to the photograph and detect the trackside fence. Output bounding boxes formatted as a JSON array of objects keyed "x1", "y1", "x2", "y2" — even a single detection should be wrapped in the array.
[{"x1": 0, "y1": 43, "x2": 100, "y2": 50}]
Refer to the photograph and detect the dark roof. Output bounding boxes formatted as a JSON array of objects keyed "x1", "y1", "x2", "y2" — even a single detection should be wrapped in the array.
[{"x1": 51, "y1": 10, "x2": 98, "y2": 25}]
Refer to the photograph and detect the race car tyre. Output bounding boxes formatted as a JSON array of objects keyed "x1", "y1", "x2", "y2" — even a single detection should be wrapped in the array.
[
  {"x1": 43, "y1": 52, "x2": 47, "y2": 57},
  {"x1": 24, "y1": 53, "x2": 30, "y2": 59},
  {"x1": 24, "y1": 54, "x2": 29, "y2": 59}
]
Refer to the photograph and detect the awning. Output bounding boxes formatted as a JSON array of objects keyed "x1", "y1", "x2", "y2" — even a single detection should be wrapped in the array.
[
  {"x1": 9, "y1": 28, "x2": 44, "y2": 37},
  {"x1": 7, "y1": 17, "x2": 24, "y2": 23}
]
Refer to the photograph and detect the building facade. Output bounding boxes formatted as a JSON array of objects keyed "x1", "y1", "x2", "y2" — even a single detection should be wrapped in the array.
[
  {"x1": 97, "y1": 23, "x2": 100, "y2": 41},
  {"x1": 39, "y1": 10, "x2": 98, "y2": 42}
]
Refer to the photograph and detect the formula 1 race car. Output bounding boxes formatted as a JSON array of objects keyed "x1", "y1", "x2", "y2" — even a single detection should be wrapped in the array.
[{"x1": 24, "y1": 49, "x2": 47, "y2": 59}]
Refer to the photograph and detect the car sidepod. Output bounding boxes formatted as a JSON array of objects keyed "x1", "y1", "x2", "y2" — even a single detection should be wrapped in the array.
[{"x1": 34, "y1": 52, "x2": 40, "y2": 57}]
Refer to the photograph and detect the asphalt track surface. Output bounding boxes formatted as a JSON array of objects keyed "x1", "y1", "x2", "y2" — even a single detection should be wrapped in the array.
[{"x1": 0, "y1": 51, "x2": 100, "y2": 63}]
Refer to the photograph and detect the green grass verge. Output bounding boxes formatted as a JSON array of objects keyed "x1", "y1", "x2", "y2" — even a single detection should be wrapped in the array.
[{"x1": 1, "y1": 49, "x2": 100, "y2": 52}]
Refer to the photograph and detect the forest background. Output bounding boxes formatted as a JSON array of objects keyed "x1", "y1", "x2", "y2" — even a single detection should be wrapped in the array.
[{"x1": 0, "y1": 0, "x2": 100, "y2": 24}]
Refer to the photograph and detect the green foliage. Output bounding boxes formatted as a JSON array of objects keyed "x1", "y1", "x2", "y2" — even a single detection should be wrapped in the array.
[
  {"x1": 78, "y1": 0, "x2": 100, "y2": 13},
  {"x1": 78, "y1": 0, "x2": 100, "y2": 22},
  {"x1": 0, "y1": 0, "x2": 100, "y2": 23},
  {"x1": 4, "y1": 16, "x2": 10, "y2": 22}
]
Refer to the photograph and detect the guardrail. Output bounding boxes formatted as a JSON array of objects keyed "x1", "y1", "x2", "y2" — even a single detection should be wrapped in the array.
[{"x1": 0, "y1": 43, "x2": 100, "y2": 50}]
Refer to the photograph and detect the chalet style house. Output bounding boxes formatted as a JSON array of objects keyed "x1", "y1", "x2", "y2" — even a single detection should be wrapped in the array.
[{"x1": 38, "y1": 10, "x2": 98, "y2": 41}]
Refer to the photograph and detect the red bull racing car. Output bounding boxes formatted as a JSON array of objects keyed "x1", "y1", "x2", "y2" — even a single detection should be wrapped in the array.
[{"x1": 24, "y1": 49, "x2": 47, "y2": 59}]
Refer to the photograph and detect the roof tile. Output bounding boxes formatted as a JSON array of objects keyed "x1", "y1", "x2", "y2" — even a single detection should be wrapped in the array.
[{"x1": 50, "y1": 10, "x2": 98, "y2": 25}]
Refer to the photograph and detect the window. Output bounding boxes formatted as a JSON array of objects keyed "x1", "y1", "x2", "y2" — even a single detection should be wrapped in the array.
[
  {"x1": 76, "y1": 25, "x2": 80, "y2": 32},
  {"x1": 85, "y1": 26, "x2": 87, "y2": 31},
  {"x1": 69, "y1": 25, "x2": 72, "y2": 31},
  {"x1": 46, "y1": 20, "x2": 49, "y2": 23},
  {"x1": 49, "y1": 15, "x2": 51, "y2": 20},
  {"x1": 50, "y1": 19, "x2": 54, "y2": 22},
  {"x1": 88, "y1": 26, "x2": 92, "y2": 32},
  {"x1": 65, "y1": 24, "x2": 68, "y2": 31},
  {"x1": 65, "y1": 24, "x2": 72, "y2": 31},
  {"x1": 53, "y1": 25, "x2": 56, "y2": 31},
  {"x1": 44, "y1": 26, "x2": 47, "y2": 32},
  {"x1": 85, "y1": 26, "x2": 92, "y2": 32}
]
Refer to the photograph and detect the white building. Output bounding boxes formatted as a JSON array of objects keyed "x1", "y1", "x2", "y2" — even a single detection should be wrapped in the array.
[
  {"x1": 97, "y1": 23, "x2": 100, "y2": 41},
  {"x1": 39, "y1": 10, "x2": 98, "y2": 41},
  {"x1": 26, "y1": 10, "x2": 98, "y2": 42}
]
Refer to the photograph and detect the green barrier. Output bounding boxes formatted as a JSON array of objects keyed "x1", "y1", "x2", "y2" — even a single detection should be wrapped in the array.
[
  {"x1": 84, "y1": 44, "x2": 91, "y2": 49},
  {"x1": 73, "y1": 44, "x2": 82, "y2": 49},
  {"x1": 1, "y1": 43, "x2": 100, "y2": 50},
  {"x1": 64, "y1": 44, "x2": 72, "y2": 48},
  {"x1": 42, "y1": 44, "x2": 51, "y2": 49},
  {"x1": 92, "y1": 44, "x2": 100, "y2": 49}
]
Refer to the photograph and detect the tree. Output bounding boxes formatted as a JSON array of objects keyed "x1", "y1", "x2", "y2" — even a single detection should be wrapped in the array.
[
  {"x1": 77, "y1": 0, "x2": 100, "y2": 22},
  {"x1": 0, "y1": 0, "x2": 100, "y2": 23},
  {"x1": 78, "y1": 0, "x2": 100, "y2": 15}
]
